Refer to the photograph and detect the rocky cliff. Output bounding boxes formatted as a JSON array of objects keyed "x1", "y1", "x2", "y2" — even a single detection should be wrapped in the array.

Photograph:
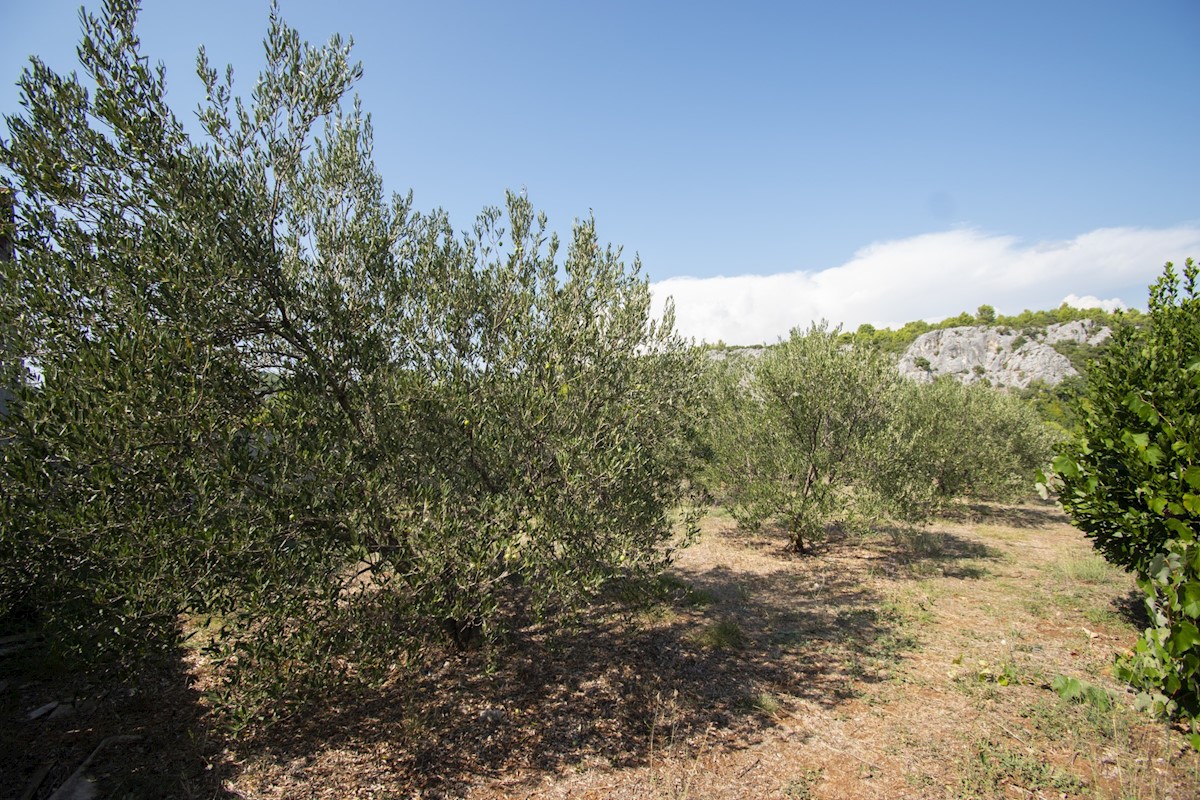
[{"x1": 896, "y1": 320, "x2": 1110, "y2": 389}]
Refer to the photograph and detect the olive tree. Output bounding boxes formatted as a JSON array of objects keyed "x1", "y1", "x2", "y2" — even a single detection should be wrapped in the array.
[
  {"x1": 706, "y1": 325, "x2": 896, "y2": 551},
  {"x1": 705, "y1": 328, "x2": 1056, "y2": 552},
  {"x1": 873, "y1": 377, "x2": 1056, "y2": 523},
  {"x1": 0, "y1": 0, "x2": 701, "y2": 718}
]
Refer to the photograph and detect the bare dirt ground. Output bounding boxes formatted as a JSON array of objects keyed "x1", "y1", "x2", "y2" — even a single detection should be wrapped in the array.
[{"x1": 7, "y1": 500, "x2": 1199, "y2": 799}]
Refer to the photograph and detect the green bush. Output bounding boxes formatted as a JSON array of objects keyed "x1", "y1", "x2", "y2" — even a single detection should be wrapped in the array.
[
  {"x1": 873, "y1": 378, "x2": 1056, "y2": 523},
  {"x1": 0, "y1": 0, "x2": 701, "y2": 721},
  {"x1": 1046, "y1": 260, "x2": 1200, "y2": 727},
  {"x1": 706, "y1": 327, "x2": 1056, "y2": 550}
]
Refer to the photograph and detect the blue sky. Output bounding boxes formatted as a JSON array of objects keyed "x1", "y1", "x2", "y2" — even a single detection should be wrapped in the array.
[{"x1": 4, "y1": 1, "x2": 1199, "y2": 343}]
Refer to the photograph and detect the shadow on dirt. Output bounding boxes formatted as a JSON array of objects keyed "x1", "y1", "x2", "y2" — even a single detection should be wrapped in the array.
[
  {"x1": 865, "y1": 525, "x2": 1005, "y2": 580},
  {"x1": 219, "y1": 519, "x2": 998, "y2": 798},
  {"x1": 1110, "y1": 587, "x2": 1151, "y2": 630},
  {"x1": 6, "y1": 511, "x2": 1012, "y2": 798},
  {"x1": 2, "y1": 646, "x2": 236, "y2": 800},
  {"x1": 958, "y1": 500, "x2": 1067, "y2": 529}
]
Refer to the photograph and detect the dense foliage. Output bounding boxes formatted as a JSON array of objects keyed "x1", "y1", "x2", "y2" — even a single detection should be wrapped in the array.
[
  {"x1": 705, "y1": 326, "x2": 1056, "y2": 551},
  {"x1": 1046, "y1": 260, "x2": 1200, "y2": 725},
  {"x1": 0, "y1": 0, "x2": 701, "y2": 719},
  {"x1": 873, "y1": 378, "x2": 1057, "y2": 524}
]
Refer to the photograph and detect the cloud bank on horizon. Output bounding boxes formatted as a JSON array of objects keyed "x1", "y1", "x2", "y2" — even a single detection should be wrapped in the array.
[{"x1": 650, "y1": 225, "x2": 1200, "y2": 345}]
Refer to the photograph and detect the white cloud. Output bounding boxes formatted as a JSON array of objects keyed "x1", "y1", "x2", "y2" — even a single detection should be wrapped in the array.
[
  {"x1": 651, "y1": 225, "x2": 1200, "y2": 345},
  {"x1": 1060, "y1": 294, "x2": 1127, "y2": 313}
]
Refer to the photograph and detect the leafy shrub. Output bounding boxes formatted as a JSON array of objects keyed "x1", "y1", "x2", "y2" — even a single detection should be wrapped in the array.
[
  {"x1": 0, "y1": 0, "x2": 701, "y2": 721},
  {"x1": 1046, "y1": 260, "x2": 1200, "y2": 726},
  {"x1": 706, "y1": 327, "x2": 1056, "y2": 550},
  {"x1": 873, "y1": 378, "x2": 1056, "y2": 523}
]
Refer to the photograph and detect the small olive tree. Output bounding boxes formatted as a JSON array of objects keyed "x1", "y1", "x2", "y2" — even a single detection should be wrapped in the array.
[
  {"x1": 1046, "y1": 260, "x2": 1200, "y2": 728},
  {"x1": 706, "y1": 327, "x2": 1057, "y2": 551},
  {"x1": 706, "y1": 325, "x2": 897, "y2": 551},
  {"x1": 0, "y1": 0, "x2": 701, "y2": 720},
  {"x1": 874, "y1": 377, "x2": 1057, "y2": 523}
]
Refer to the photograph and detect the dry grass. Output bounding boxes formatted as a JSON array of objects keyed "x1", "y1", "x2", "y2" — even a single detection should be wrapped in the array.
[{"x1": 7, "y1": 500, "x2": 1199, "y2": 799}]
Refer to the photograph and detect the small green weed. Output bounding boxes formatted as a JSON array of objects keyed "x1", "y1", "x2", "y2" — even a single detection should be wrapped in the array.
[
  {"x1": 953, "y1": 654, "x2": 1020, "y2": 687},
  {"x1": 1051, "y1": 674, "x2": 1114, "y2": 712},
  {"x1": 958, "y1": 740, "x2": 1085, "y2": 798},
  {"x1": 781, "y1": 768, "x2": 823, "y2": 799}
]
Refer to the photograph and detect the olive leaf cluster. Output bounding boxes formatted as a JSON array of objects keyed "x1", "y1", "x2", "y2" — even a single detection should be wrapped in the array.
[
  {"x1": 0, "y1": 0, "x2": 702, "y2": 717},
  {"x1": 1047, "y1": 259, "x2": 1200, "y2": 723}
]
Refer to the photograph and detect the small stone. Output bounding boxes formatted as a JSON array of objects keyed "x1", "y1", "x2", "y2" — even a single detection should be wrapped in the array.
[{"x1": 478, "y1": 708, "x2": 505, "y2": 724}]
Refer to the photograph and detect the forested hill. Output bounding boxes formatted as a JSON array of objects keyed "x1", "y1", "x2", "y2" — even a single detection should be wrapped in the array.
[
  {"x1": 840, "y1": 303, "x2": 1139, "y2": 356},
  {"x1": 705, "y1": 303, "x2": 1136, "y2": 380}
]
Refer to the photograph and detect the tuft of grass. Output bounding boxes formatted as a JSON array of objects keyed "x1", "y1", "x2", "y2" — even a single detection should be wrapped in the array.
[
  {"x1": 654, "y1": 574, "x2": 716, "y2": 607},
  {"x1": 1054, "y1": 554, "x2": 1120, "y2": 584},
  {"x1": 751, "y1": 691, "x2": 782, "y2": 717},
  {"x1": 889, "y1": 527, "x2": 949, "y2": 560},
  {"x1": 692, "y1": 619, "x2": 747, "y2": 651}
]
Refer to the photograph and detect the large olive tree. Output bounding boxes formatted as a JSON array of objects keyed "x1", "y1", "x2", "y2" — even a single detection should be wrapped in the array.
[{"x1": 0, "y1": 0, "x2": 701, "y2": 719}]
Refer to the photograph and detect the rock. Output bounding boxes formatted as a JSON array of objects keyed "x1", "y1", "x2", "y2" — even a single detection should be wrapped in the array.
[
  {"x1": 477, "y1": 708, "x2": 505, "y2": 724},
  {"x1": 897, "y1": 322, "x2": 1109, "y2": 388},
  {"x1": 27, "y1": 700, "x2": 60, "y2": 721},
  {"x1": 706, "y1": 347, "x2": 765, "y2": 362},
  {"x1": 1041, "y1": 319, "x2": 1111, "y2": 347},
  {"x1": 705, "y1": 321, "x2": 1110, "y2": 389}
]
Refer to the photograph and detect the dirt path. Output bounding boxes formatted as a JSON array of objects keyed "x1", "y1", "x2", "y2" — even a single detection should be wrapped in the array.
[{"x1": 9, "y1": 502, "x2": 1199, "y2": 798}]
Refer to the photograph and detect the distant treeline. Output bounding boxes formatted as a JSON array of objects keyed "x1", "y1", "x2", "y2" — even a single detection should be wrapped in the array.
[{"x1": 702, "y1": 303, "x2": 1144, "y2": 354}]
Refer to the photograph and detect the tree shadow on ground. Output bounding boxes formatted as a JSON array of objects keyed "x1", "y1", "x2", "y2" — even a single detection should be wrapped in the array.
[
  {"x1": 221, "y1": 525, "x2": 944, "y2": 798},
  {"x1": 1110, "y1": 587, "x2": 1151, "y2": 630},
  {"x1": 957, "y1": 500, "x2": 1067, "y2": 529},
  {"x1": 1, "y1": 646, "x2": 236, "y2": 800},
  {"x1": 865, "y1": 525, "x2": 1006, "y2": 580},
  {"x1": 5, "y1": 509, "x2": 1014, "y2": 799}
]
